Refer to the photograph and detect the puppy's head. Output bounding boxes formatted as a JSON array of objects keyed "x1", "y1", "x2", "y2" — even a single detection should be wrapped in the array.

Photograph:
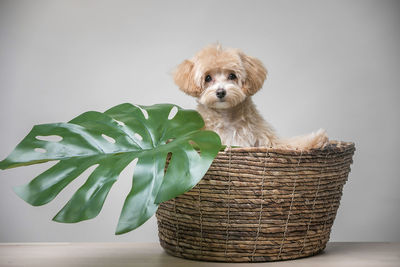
[{"x1": 174, "y1": 44, "x2": 267, "y2": 109}]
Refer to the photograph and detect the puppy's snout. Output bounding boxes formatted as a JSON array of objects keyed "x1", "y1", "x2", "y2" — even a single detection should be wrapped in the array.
[{"x1": 216, "y1": 88, "x2": 226, "y2": 99}]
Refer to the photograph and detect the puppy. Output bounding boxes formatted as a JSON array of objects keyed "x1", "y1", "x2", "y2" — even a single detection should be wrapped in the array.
[{"x1": 174, "y1": 44, "x2": 329, "y2": 150}]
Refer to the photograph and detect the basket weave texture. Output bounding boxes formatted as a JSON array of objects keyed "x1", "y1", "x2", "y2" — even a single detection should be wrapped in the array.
[{"x1": 156, "y1": 141, "x2": 355, "y2": 262}]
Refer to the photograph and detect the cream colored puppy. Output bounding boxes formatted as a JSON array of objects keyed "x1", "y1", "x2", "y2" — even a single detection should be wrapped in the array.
[{"x1": 174, "y1": 44, "x2": 328, "y2": 149}]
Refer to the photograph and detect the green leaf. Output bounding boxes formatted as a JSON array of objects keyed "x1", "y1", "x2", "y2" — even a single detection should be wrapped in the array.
[{"x1": 0, "y1": 103, "x2": 221, "y2": 234}]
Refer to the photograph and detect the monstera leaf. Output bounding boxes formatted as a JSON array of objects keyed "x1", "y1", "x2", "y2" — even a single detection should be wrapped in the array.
[{"x1": 0, "y1": 103, "x2": 221, "y2": 234}]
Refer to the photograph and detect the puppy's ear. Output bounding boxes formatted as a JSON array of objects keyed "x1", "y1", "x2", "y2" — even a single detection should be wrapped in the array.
[
  {"x1": 173, "y1": 60, "x2": 202, "y2": 97},
  {"x1": 240, "y1": 53, "x2": 267, "y2": 96}
]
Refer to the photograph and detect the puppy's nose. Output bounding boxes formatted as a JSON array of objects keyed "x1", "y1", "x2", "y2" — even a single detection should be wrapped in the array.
[{"x1": 216, "y1": 88, "x2": 226, "y2": 99}]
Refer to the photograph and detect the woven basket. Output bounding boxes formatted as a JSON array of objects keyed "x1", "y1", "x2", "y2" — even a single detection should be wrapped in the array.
[{"x1": 156, "y1": 141, "x2": 355, "y2": 262}]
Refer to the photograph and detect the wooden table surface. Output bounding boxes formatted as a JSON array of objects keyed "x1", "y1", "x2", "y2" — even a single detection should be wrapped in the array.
[{"x1": 0, "y1": 242, "x2": 399, "y2": 267}]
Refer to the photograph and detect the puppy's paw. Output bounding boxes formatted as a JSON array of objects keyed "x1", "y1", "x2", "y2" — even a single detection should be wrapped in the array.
[{"x1": 308, "y1": 129, "x2": 329, "y2": 149}]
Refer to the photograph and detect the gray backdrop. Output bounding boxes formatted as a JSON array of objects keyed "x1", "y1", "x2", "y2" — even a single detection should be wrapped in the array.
[{"x1": 1, "y1": 0, "x2": 399, "y2": 242}]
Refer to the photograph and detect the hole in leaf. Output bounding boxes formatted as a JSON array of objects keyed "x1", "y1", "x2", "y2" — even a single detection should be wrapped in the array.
[
  {"x1": 134, "y1": 105, "x2": 149, "y2": 120},
  {"x1": 120, "y1": 158, "x2": 138, "y2": 177},
  {"x1": 34, "y1": 148, "x2": 47, "y2": 154},
  {"x1": 36, "y1": 135, "x2": 63, "y2": 142},
  {"x1": 141, "y1": 109, "x2": 149, "y2": 119},
  {"x1": 102, "y1": 134, "x2": 116, "y2": 144},
  {"x1": 113, "y1": 119, "x2": 125, "y2": 127},
  {"x1": 134, "y1": 133, "x2": 143, "y2": 141},
  {"x1": 164, "y1": 152, "x2": 172, "y2": 175},
  {"x1": 115, "y1": 158, "x2": 138, "y2": 207},
  {"x1": 55, "y1": 163, "x2": 100, "y2": 204},
  {"x1": 168, "y1": 106, "x2": 178, "y2": 120}
]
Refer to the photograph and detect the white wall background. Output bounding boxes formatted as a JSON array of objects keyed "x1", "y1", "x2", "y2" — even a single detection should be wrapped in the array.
[{"x1": 0, "y1": 0, "x2": 399, "y2": 242}]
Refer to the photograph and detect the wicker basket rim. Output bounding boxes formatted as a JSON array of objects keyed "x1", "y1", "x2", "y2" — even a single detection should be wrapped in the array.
[{"x1": 225, "y1": 140, "x2": 355, "y2": 154}]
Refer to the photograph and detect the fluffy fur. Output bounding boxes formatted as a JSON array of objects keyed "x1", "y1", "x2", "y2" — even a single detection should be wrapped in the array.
[{"x1": 174, "y1": 44, "x2": 329, "y2": 150}]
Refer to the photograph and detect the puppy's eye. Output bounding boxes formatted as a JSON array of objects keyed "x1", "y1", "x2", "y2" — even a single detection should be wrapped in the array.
[
  {"x1": 228, "y1": 73, "x2": 237, "y2": 80},
  {"x1": 205, "y1": 75, "x2": 212, "y2": 83}
]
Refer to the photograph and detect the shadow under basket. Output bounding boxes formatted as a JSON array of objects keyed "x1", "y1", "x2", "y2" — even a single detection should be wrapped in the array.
[{"x1": 156, "y1": 141, "x2": 355, "y2": 262}]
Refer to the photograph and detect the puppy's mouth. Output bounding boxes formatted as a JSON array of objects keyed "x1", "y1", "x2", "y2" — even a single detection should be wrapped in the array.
[{"x1": 214, "y1": 102, "x2": 230, "y2": 109}]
